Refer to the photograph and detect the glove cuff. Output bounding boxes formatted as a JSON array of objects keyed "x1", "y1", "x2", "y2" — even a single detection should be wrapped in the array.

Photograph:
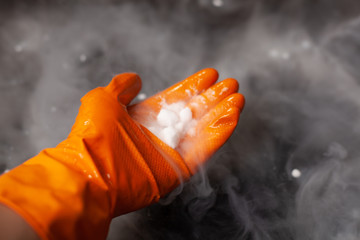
[{"x1": 0, "y1": 147, "x2": 112, "y2": 240}]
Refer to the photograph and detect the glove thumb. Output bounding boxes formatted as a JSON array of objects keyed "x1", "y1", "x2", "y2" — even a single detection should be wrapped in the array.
[{"x1": 104, "y1": 73, "x2": 142, "y2": 105}]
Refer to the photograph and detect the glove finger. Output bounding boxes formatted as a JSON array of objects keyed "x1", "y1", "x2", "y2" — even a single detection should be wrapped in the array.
[
  {"x1": 105, "y1": 73, "x2": 142, "y2": 105},
  {"x1": 187, "y1": 78, "x2": 239, "y2": 119},
  {"x1": 196, "y1": 93, "x2": 245, "y2": 134},
  {"x1": 157, "y1": 68, "x2": 219, "y2": 103},
  {"x1": 178, "y1": 93, "x2": 245, "y2": 174}
]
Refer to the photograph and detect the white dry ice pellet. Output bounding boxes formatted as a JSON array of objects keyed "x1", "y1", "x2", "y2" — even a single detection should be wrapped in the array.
[
  {"x1": 157, "y1": 109, "x2": 179, "y2": 127},
  {"x1": 180, "y1": 108, "x2": 192, "y2": 122},
  {"x1": 145, "y1": 101, "x2": 195, "y2": 149},
  {"x1": 160, "y1": 127, "x2": 180, "y2": 148},
  {"x1": 291, "y1": 169, "x2": 302, "y2": 178},
  {"x1": 137, "y1": 93, "x2": 147, "y2": 100},
  {"x1": 170, "y1": 102, "x2": 186, "y2": 112}
]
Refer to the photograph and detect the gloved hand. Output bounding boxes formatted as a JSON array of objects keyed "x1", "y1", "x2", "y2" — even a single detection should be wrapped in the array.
[{"x1": 0, "y1": 68, "x2": 245, "y2": 240}]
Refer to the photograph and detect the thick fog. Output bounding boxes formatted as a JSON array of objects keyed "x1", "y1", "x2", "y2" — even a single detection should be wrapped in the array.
[{"x1": 2, "y1": 0, "x2": 360, "y2": 239}]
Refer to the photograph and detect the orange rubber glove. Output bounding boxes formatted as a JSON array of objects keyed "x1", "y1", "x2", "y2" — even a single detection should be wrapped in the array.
[{"x1": 0, "y1": 68, "x2": 245, "y2": 240}]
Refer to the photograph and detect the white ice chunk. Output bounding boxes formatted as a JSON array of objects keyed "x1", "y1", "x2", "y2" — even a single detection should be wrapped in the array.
[
  {"x1": 167, "y1": 102, "x2": 186, "y2": 112},
  {"x1": 137, "y1": 93, "x2": 147, "y2": 100},
  {"x1": 291, "y1": 169, "x2": 302, "y2": 178},
  {"x1": 147, "y1": 100, "x2": 196, "y2": 149},
  {"x1": 160, "y1": 127, "x2": 180, "y2": 148},
  {"x1": 179, "y1": 107, "x2": 192, "y2": 123},
  {"x1": 157, "y1": 109, "x2": 179, "y2": 127}
]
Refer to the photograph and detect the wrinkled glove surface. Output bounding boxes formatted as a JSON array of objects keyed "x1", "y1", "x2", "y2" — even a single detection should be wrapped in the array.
[{"x1": 0, "y1": 68, "x2": 245, "y2": 240}]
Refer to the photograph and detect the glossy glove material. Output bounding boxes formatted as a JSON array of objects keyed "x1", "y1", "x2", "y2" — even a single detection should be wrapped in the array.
[{"x1": 0, "y1": 68, "x2": 245, "y2": 240}]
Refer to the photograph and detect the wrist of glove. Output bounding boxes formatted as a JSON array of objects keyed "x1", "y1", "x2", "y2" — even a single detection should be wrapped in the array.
[{"x1": 0, "y1": 68, "x2": 244, "y2": 240}]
